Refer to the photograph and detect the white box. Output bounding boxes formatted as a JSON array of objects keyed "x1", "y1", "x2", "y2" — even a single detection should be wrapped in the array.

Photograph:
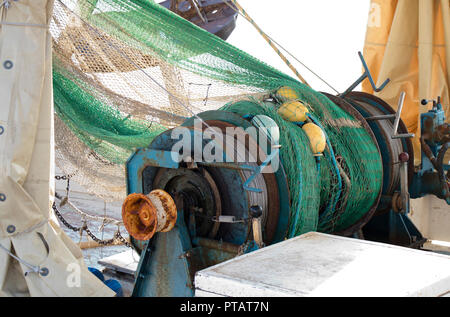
[{"x1": 195, "y1": 232, "x2": 450, "y2": 297}]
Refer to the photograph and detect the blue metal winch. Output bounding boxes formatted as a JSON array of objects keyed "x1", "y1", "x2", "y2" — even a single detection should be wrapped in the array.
[{"x1": 121, "y1": 56, "x2": 449, "y2": 296}]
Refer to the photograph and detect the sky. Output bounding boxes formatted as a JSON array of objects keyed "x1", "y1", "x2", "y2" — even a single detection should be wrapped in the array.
[{"x1": 227, "y1": 0, "x2": 372, "y2": 94}]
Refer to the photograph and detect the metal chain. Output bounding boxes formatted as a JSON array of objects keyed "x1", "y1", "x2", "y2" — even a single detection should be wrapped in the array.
[
  {"x1": 52, "y1": 202, "x2": 81, "y2": 232},
  {"x1": 52, "y1": 202, "x2": 131, "y2": 247},
  {"x1": 54, "y1": 173, "x2": 130, "y2": 246},
  {"x1": 54, "y1": 193, "x2": 123, "y2": 226},
  {"x1": 54, "y1": 173, "x2": 76, "y2": 181},
  {"x1": 115, "y1": 232, "x2": 132, "y2": 248},
  {"x1": 85, "y1": 226, "x2": 116, "y2": 246}
]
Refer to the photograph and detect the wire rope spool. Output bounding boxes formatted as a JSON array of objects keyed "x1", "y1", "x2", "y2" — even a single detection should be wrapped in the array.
[
  {"x1": 320, "y1": 93, "x2": 383, "y2": 234},
  {"x1": 184, "y1": 118, "x2": 276, "y2": 244},
  {"x1": 342, "y1": 92, "x2": 415, "y2": 207},
  {"x1": 221, "y1": 100, "x2": 321, "y2": 236},
  {"x1": 182, "y1": 110, "x2": 290, "y2": 244},
  {"x1": 128, "y1": 111, "x2": 289, "y2": 253},
  {"x1": 152, "y1": 167, "x2": 221, "y2": 238},
  {"x1": 222, "y1": 94, "x2": 384, "y2": 237}
]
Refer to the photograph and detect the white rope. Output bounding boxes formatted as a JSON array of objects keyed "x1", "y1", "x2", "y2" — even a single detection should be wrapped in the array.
[
  {"x1": 0, "y1": 242, "x2": 44, "y2": 276},
  {"x1": 57, "y1": 195, "x2": 123, "y2": 226},
  {"x1": 0, "y1": 0, "x2": 48, "y2": 29},
  {"x1": 222, "y1": 0, "x2": 340, "y2": 94}
]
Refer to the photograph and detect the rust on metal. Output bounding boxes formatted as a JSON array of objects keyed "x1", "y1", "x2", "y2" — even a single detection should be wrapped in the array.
[
  {"x1": 160, "y1": 0, "x2": 238, "y2": 40},
  {"x1": 122, "y1": 193, "x2": 158, "y2": 241},
  {"x1": 149, "y1": 189, "x2": 178, "y2": 233},
  {"x1": 193, "y1": 237, "x2": 240, "y2": 254},
  {"x1": 122, "y1": 190, "x2": 179, "y2": 240}
]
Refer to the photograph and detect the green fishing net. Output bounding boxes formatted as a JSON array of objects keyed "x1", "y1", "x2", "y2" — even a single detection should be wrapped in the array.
[{"x1": 51, "y1": 0, "x2": 382, "y2": 235}]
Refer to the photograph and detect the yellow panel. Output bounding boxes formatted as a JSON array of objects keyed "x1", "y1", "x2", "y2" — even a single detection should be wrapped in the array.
[{"x1": 362, "y1": 0, "x2": 450, "y2": 165}]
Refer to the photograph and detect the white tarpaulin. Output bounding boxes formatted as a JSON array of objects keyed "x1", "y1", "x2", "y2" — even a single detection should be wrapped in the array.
[{"x1": 0, "y1": 0, "x2": 113, "y2": 296}]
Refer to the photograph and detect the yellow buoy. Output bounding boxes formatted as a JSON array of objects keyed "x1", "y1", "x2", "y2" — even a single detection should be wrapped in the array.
[
  {"x1": 302, "y1": 123, "x2": 326, "y2": 154},
  {"x1": 277, "y1": 100, "x2": 309, "y2": 122},
  {"x1": 276, "y1": 86, "x2": 299, "y2": 101}
]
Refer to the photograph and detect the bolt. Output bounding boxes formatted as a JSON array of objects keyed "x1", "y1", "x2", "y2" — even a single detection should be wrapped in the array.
[
  {"x1": 40, "y1": 267, "x2": 49, "y2": 276},
  {"x1": 249, "y1": 205, "x2": 263, "y2": 218},
  {"x1": 3, "y1": 60, "x2": 13, "y2": 69},
  {"x1": 398, "y1": 152, "x2": 409, "y2": 163},
  {"x1": 0, "y1": 126, "x2": 4, "y2": 135},
  {"x1": 6, "y1": 225, "x2": 15, "y2": 234},
  {"x1": 0, "y1": 193, "x2": 5, "y2": 201}
]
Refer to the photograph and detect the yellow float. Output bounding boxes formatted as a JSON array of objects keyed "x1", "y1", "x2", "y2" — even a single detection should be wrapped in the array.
[
  {"x1": 276, "y1": 86, "x2": 299, "y2": 101},
  {"x1": 277, "y1": 100, "x2": 309, "y2": 122},
  {"x1": 302, "y1": 123, "x2": 326, "y2": 155}
]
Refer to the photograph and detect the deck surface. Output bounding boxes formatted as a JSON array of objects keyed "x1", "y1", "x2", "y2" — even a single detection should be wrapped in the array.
[{"x1": 195, "y1": 232, "x2": 450, "y2": 297}]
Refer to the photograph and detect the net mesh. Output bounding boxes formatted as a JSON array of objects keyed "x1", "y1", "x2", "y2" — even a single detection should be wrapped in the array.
[{"x1": 51, "y1": 0, "x2": 382, "y2": 235}]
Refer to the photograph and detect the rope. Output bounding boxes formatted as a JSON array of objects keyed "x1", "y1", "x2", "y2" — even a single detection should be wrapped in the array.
[
  {"x1": 0, "y1": 1, "x2": 48, "y2": 30},
  {"x1": 223, "y1": 0, "x2": 339, "y2": 94},
  {"x1": 55, "y1": 194, "x2": 123, "y2": 227},
  {"x1": 52, "y1": 202, "x2": 131, "y2": 247},
  {"x1": 307, "y1": 113, "x2": 342, "y2": 223},
  {"x1": 0, "y1": 242, "x2": 46, "y2": 276},
  {"x1": 225, "y1": 0, "x2": 309, "y2": 86},
  {"x1": 59, "y1": 195, "x2": 123, "y2": 226},
  {"x1": 0, "y1": 229, "x2": 50, "y2": 276},
  {"x1": 54, "y1": 175, "x2": 130, "y2": 247}
]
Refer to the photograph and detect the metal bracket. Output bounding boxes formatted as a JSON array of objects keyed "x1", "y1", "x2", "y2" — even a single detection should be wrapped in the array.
[
  {"x1": 249, "y1": 206, "x2": 265, "y2": 248},
  {"x1": 340, "y1": 51, "x2": 390, "y2": 98},
  {"x1": 365, "y1": 92, "x2": 414, "y2": 139},
  {"x1": 242, "y1": 147, "x2": 280, "y2": 193},
  {"x1": 399, "y1": 158, "x2": 410, "y2": 213},
  {"x1": 391, "y1": 92, "x2": 414, "y2": 139},
  {"x1": 421, "y1": 96, "x2": 443, "y2": 112},
  {"x1": 211, "y1": 215, "x2": 247, "y2": 223}
]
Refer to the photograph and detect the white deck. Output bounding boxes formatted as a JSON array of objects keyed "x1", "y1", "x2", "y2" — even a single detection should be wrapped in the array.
[{"x1": 195, "y1": 232, "x2": 450, "y2": 297}]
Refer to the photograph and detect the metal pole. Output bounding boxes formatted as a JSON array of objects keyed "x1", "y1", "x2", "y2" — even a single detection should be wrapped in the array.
[{"x1": 393, "y1": 92, "x2": 406, "y2": 136}]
